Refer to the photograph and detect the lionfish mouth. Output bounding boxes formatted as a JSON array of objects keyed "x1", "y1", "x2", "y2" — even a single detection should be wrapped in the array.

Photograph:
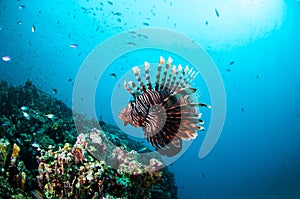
[{"x1": 119, "y1": 56, "x2": 211, "y2": 156}]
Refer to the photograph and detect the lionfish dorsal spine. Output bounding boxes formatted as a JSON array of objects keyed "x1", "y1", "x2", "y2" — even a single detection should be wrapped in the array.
[
  {"x1": 159, "y1": 57, "x2": 173, "y2": 91},
  {"x1": 144, "y1": 61, "x2": 152, "y2": 90},
  {"x1": 154, "y1": 56, "x2": 165, "y2": 91},
  {"x1": 164, "y1": 65, "x2": 176, "y2": 90},
  {"x1": 168, "y1": 65, "x2": 179, "y2": 92},
  {"x1": 132, "y1": 66, "x2": 146, "y2": 92},
  {"x1": 123, "y1": 80, "x2": 135, "y2": 95},
  {"x1": 128, "y1": 80, "x2": 142, "y2": 98},
  {"x1": 179, "y1": 66, "x2": 195, "y2": 89},
  {"x1": 170, "y1": 64, "x2": 183, "y2": 93}
]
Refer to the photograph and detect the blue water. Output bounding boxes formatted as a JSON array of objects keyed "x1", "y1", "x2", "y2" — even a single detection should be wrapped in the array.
[{"x1": 1, "y1": 0, "x2": 300, "y2": 198}]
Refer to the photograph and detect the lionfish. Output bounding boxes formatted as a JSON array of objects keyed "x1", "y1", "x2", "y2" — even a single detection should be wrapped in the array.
[{"x1": 119, "y1": 56, "x2": 210, "y2": 156}]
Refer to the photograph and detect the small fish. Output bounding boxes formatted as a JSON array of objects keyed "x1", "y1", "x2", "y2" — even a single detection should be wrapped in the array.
[
  {"x1": 68, "y1": 78, "x2": 72, "y2": 82},
  {"x1": 110, "y1": 73, "x2": 117, "y2": 78},
  {"x1": 32, "y1": 143, "x2": 40, "y2": 148},
  {"x1": 138, "y1": 147, "x2": 148, "y2": 152},
  {"x1": 31, "y1": 25, "x2": 35, "y2": 33},
  {"x1": 2, "y1": 56, "x2": 11, "y2": 62},
  {"x1": 127, "y1": 42, "x2": 136, "y2": 46},
  {"x1": 21, "y1": 106, "x2": 28, "y2": 111},
  {"x1": 215, "y1": 8, "x2": 220, "y2": 17},
  {"x1": 45, "y1": 114, "x2": 55, "y2": 119},
  {"x1": 114, "y1": 12, "x2": 122, "y2": 16},
  {"x1": 229, "y1": 61, "x2": 235, "y2": 65},
  {"x1": 226, "y1": 69, "x2": 231, "y2": 72},
  {"x1": 52, "y1": 88, "x2": 57, "y2": 95},
  {"x1": 241, "y1": 108, "x2": 245, "y2": 112},
  {"x1": 142, "y1": 22, "x2": 150, "y2": 26},
  {"x1": 256, "y1": 74, "x2": 259, "y2": 79},
  {"x1": 205, "y1": 21, "x2": 208, "y2": 26},
  {"x1": 23, "y1": 112, "x2": 30, "y2": 120},
  {"x1": 107, "y1": 1, "x2": 113, "y2": 5},
  {"x1": 116, "y1": 18, "x2": 121, "y2": 23},
  {"x1": 69, "y1": 44, "x2": 78, "y2": 48},
  {"x1": 19, "y1": 5, "x2": 26, "y2": 9},
  {"x1": 202, "y1": 173, "x2": 205, "y2": 178}
]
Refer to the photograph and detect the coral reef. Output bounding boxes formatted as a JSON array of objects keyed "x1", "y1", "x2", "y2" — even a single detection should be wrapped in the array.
[
  {"x1": 0, "y1": 80, "x2": 178, "y2": 198},
  {"x1": 37, "y1": 129, "x2": 163, "y2": 198},
  {"x1": 0, "y1": 138, "x2": 31, "y2": 198}
]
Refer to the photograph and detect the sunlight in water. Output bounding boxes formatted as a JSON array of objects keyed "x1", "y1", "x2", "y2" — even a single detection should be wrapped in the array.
[
  {"x1": 190, "y1": 0, "x2": 287, "y2": 48},
  {"x1": 79, "y1": 0, "x2": 287, "y2": 49}
]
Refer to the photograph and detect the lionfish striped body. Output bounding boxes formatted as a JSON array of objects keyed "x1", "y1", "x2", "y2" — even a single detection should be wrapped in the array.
[{"x1": 119, "y1": 56, "x2": 210, "y2": 156}]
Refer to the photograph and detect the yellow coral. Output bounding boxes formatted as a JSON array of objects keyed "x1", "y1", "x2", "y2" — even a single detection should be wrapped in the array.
[
  {"x1": 0, "y1": 138, "x2": 10, "y2": 162},
  {"x1": 12, "y1": 143, "x2": 20, "y2": 157},
  {"x1": 21, "y1": 171, "x2": 26, "y2": 190},
  {"x1": 64, "y1": 143, "x2": 71, "y2": 151}
]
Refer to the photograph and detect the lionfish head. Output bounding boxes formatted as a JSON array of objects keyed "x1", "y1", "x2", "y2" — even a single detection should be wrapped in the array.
[{"x1": 119, "y1": 103, "x2": 133, "y2": 126}]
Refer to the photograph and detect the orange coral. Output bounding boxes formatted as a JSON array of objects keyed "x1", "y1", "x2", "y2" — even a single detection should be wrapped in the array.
[{"x1": 12, "y1": 143, "x2": 20, "y2": 157}]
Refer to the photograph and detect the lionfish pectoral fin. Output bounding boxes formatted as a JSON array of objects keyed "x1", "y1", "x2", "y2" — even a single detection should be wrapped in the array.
[
  {"x1": 161, "y1": 87, "x2": 196, "y2": 106},
  {"x1": 170, "y1": 136, "x2": 181, "y2": 148},
  {"x1": 144, "y1": 104, "x2": 167, "y2": 135},
  {"x1": 159, "y1": 136, "x2": 182, "y2": 157}
]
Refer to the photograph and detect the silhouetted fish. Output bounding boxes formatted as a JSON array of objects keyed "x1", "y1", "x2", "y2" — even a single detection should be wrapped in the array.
[
  {"x1": 119, "y1": 56, "x2": 210, "y2": 156},
  {"x1": 110, "y1": 73, "x2": 117, "y2": 78},
  {"x1": 215, "y1": 8, "x2": 220, "y2": 17},
  {"x1": 52, "y1": 88, "x2": 57, "y2": 95},
  {"x1": 31, "y1": 25, "x2": 35, "y2": 33}
]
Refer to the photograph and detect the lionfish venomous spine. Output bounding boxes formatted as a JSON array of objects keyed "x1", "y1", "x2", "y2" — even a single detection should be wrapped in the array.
[{"x1": 119, "y1": 56, "x2": 210, "y2": 156}]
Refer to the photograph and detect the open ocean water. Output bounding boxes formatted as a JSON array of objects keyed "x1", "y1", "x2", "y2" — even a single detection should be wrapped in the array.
[{"x1": 1, "y1": 0, "x2": 300, "y2": 199}]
